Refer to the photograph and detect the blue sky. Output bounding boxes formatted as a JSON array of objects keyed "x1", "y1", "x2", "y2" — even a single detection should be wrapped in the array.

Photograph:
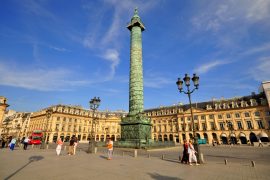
[{"x1": 0, "y1": 0, "x2": 270, "y2": 112}]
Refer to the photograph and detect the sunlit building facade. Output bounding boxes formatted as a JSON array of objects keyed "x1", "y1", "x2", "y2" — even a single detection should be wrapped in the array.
[
  {"x1": 145, "y1": 92, "x2": 270, "y2": 144},
  {"x1": 28, "y1": 105, "x2": 126, "y2": 143}
]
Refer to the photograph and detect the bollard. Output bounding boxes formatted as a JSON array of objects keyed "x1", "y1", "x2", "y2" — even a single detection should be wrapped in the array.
[
  {"x1": 162, "y1": 154, "x2": 165, "y2": 160},
  {"x1": 148, "y1": 154, "x2": 150, "y2": 158},
  {"x1": 224, "y1": 159, "x2": 227, "y2": 165},
  {"x1": 94, "y1": 147, "x2": 97, "y2": 154},
  {"x1": 122, "y1": 152, "x2": 124, "y2": 156},
  {"x1": 32, "y1": 144, "x2": 34, "y2": 148},
  {"x1": 134, "y1": 149, "x2": 137, "y2": 158},
  {"x1": 64, "y1": 146, "x2": 66, "y2": 150},
  {"x1": 46, "y1": 144, "x2": 49, "y2": 149},
  {"x1": 200, "y1": 153, "x2": 204, "y2": 164},
  {"x1": 251, "y1": 161, "x2": 255, "y2": 167}
]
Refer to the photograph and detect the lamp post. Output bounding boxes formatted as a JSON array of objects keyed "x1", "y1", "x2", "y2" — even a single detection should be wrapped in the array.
[
  {"x1": 87, "y1": 97, "x2": 101, "y2": 154},
  {"x1": 41, "y1": 109, "x2": 52, "y2": 149},
  {"x1": 176, "y1": 73, "x2": 202, "y2": 163}
]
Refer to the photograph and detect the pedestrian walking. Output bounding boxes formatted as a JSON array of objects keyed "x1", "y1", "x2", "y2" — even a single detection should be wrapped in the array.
[
  {"x1": 68, "y1": 137, "x2": 75, "y2": 155},
  {"x1": 258, "y1": 139, "x2": 263, "y2": 147},
  {"x1": 9, "y1": 137, "x2": 17, "y2": 151},
  {"x1": 23, "y1": 137, "x2": 30, "y2": 150},
  {"x1": 73, "y1": 137, "x2": 78, "y2": 155},
  {"x1": 56, "y1": 138, "x2": 63, "y2": 156},
  {"x1": 188, "y1": 140, "x2": 199, "y2": 166},
  {"x1": 1, "y1": 137, "x2": 7, "y2": 148},
  {"x1": 106, "y1": 137, "x2": 113, "y2": 160},
  {"x1": 181, "y1": 139, "x2": 189, "y2": 164}
]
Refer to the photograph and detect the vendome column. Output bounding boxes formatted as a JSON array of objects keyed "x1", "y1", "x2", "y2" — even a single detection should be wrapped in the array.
[{"x1": 119, "y1": 8, "x2": 152, "y2": 148}]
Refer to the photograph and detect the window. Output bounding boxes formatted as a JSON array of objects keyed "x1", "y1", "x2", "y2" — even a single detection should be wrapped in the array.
[
  {"x1": 246, "y1": 121, "x2": 253, "y2": 129},
  {"x1": 210, "y1": 122, "x2": 215, "y2": 130},
  {"x1": 209, "y1": 114, "x2": 214, "y2": 119},
  {"x1": 201, "y1": 115, "x2": 205, "y2": 120},
  {"x1": 202, "y1": 123, "x2": 206, "y2": 130},
  {"x1": 226, "y1": 114, "x2": 231, "y2": 119},
  {"x1": 244, "y1": 112, "x2": 250, "y2": 117},
  {"x1": 235, "y1": 113, "x2": 240, "y2": 118},
  {"x1": 195, "y1": 123, "x2": 198, "y2": 130},
  {"x1": 194, "y1": 115, "x2": 198, "y2": 120},
  {"x1": 257, "y1": 120, "x2": 264, "y2": 129},
  {"x1": 237, "y1": 121, "x2": 243, "y2": 129},
  {"x1": 254, "y1": 111, "x2": 260, "y2": 117},
  {"x1": 219, "y1": 122, "x2": 225, "y2": 130},
  {"x1": 187, "y1": 117, "x2": 191, "y2": 121},
  {"x1": 227, "y1": 121, "x2": 233, "y2": 130},
  {"x1": 57, "y1": 117, "x2": 60, "y2": 121},
  {"x1": 218, "y1": 114, "x2": 223, "y2": 119},
  {"x1": 188, "y1": 124, "x2": 192, "y2": 131},
  {"x1": 265, "y1": 111, "x2": 270, "y2": 116}
]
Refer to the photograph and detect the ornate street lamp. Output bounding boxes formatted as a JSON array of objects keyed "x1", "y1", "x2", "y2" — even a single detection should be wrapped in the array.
[
  {"x1": 41, "y1": 109, "x2": 52, "y2": 149},
  {"x1": 87, "y1": 97, "x2": 101, "y2": 154},
  {"x1": 176, "y1": 73, "x2": 202, "y2": 163}
]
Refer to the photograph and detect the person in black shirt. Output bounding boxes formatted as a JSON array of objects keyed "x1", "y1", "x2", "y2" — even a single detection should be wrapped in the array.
[{"x1": 68, "y1": 137, "x2": 75, "y2": 155}]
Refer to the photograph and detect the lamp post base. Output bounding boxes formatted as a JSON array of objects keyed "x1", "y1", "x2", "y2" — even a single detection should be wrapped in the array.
[
  {"x1": 87, "y1": 140, "x2": 96, "y2": 154},
  {"x1": 193, "y1": 137, "x2": 202, "y2": 164}
]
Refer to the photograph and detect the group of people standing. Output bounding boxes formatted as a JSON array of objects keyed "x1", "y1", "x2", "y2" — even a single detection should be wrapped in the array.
[
  {"x1": 67, "y1": 136, "x2": 78, "y2": 156},
  {"x1": 1, "y1": 136, "x2": 18, "y2": 151},
  {"x1": 54, "y1": 136, "x2": 79, "y2": 156},
  {"x1": 181, "y1": 139, "x2": 200, "y2": 166}
]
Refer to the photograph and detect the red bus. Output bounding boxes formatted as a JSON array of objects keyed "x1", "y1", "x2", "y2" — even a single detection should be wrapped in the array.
[{"x1": 29, "y1": 130, "x2": 43, "y2": 145}]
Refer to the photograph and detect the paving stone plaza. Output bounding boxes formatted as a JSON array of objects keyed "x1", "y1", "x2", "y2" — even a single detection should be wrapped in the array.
[{"x1": 0, "y1": 145, "x2": 269, "y2": 180}]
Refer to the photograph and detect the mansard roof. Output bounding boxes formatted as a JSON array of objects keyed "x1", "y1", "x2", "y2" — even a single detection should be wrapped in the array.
[{"x1": 144, "y1": 92, "x2": 267, "y2": 112}]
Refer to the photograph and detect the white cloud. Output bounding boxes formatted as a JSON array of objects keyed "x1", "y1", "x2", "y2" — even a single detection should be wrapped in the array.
[
  {"x1": 194, "y1": 60, "x2": 230, "y2": 74},
  {"x1": 49, "y1": 46, "x2": 68, "y2": 52},
  {"x1": 101, "y1": 49, "x2": 120, "y2": 78},
  {"x1": 249, "y1": 57, "x2": 270, "y2": 82},
  {"x1": 191, "y1": 0, "x2": 270, "y2": 32},
  {"x1": 81, "y1": 0, "x2": 159, "y2": 79},
  {"x1": 144, "y1": 70, "x2": 173, "y2": 88},
  {"x1": 0, "y1": 61, "x2": 89, "y2": 91},
  {"x1": 240, "y1": 43, "x2": 270, "y2": 56}
]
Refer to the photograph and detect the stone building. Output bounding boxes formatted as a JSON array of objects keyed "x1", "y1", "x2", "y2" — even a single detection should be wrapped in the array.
[
  {"x1": 145, "y1": 92, "x2": 270, "y2": 145},
  {"x1": 0, "y1": 96, "x2": 9, "y2": 136},
  {"x1": 2, "y1": 90, "x2": 270, "y2": 145},
  {"x1": 28, "y1": 104, "x2": 127, "y2": 143},
  {"x1": 1, "y1": 110, "x2": 31, "y2": 139}
]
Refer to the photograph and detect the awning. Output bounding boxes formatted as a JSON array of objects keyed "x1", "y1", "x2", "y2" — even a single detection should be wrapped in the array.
[
  {"x1": 230, "y1": 134, "x2": 236, "y2": 137},
  {"x1": 221, "y1": 133, "x2": 227, "y2": 137},
  {"x1": 258, "y1": 132, "x2": 269, "y2": 138},
  {"x1": 239, "y1": 133, "x2": 246, "y2": 137}
]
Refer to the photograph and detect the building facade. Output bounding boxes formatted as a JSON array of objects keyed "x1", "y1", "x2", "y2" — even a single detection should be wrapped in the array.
[
  {"x1": 1, "y1": 110, "x2": 31, "y2": 139},
  {"x1": 0, "y1": 96, "x2": 9, "y2": 136},
  {"x1": 145, "y1": 92, "x2": 270, "y2": 145},
  {"x1": 28, "y1": 105, "x2": 126, "y2": 143},
  {"x1": 2, "y1": 92, "x2": 270, "y2": 145}
]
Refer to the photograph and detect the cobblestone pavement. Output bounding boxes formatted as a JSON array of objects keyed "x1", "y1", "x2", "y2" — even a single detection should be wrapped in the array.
[{"x1": 0, "y1": 145, "x2": 269, "y2": 180}]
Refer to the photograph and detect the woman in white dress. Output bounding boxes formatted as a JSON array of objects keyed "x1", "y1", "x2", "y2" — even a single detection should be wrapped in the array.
[{"x1": 188, "y1": 140, "x2": 200, "y2": 165}]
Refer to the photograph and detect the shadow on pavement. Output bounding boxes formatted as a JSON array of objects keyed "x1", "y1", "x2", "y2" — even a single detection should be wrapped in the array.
[
  {"x1": 4, "y1": 156, "x2": 44, "y2": 180},
  {"x1": 162, "y1": 158, "x2": 181, "y2": 164},
  {"x1": 148, "y1": 173, "x2": 183, "y2": 180},
  {"x1": 99, "y1": 155, "x2": 108, "y2": 160}
]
